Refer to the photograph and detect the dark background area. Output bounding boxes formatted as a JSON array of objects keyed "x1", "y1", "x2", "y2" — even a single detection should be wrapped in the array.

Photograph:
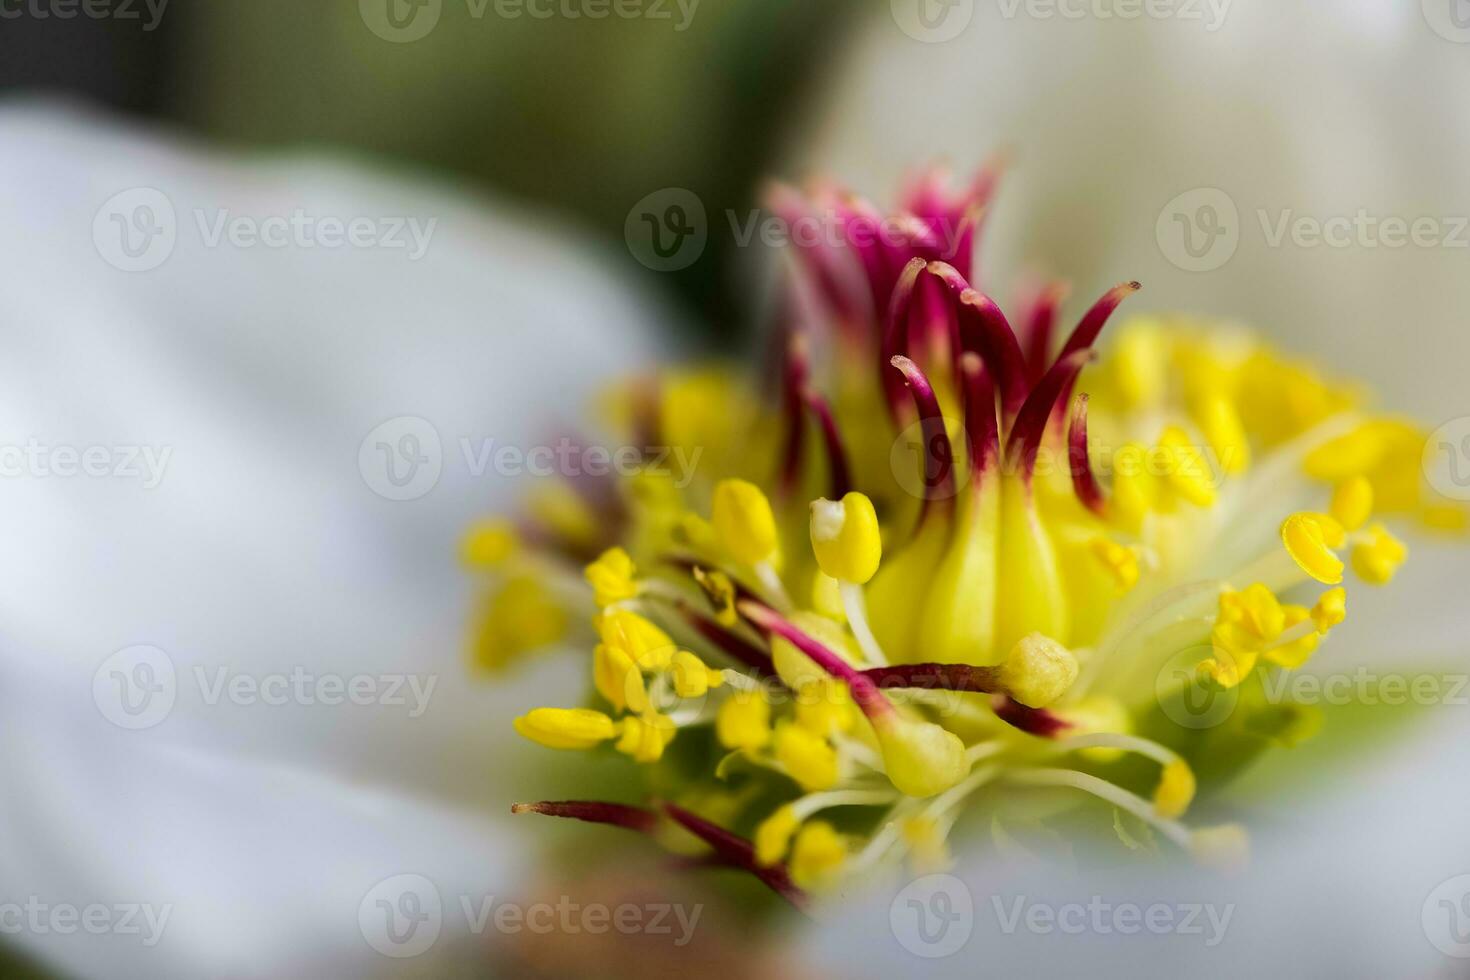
[{"x1": 0, "y1": 1, "x2": 857, "y2": 347}]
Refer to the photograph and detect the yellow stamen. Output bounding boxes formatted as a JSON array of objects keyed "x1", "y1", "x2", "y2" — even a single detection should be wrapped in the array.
[
  {"x1": 670, "y1": 650, "x2": 725, "y2": 699},
  {"x1": 774, "y1": 721, "x2": 840, "y2": 792},
  {"x1": 1089, "y1": 537, "x2": 1140, "y2": 594},
  {"x1": 1153, "y1": 759, "x2": 1197, "y2": 820},
  {"x1": 789, "y1": 821, "x2": 847, "y2": 890},
  {"x1": 513, "y1": 707, "x2": 618, "y2": 750},
  {"x1": 712, "y1": 478, "x2": 780, "y2": 567},
  {"x1": 1329, "y1": 476, "x2": 1373, "y2": 532},
  {"x1": 999, "y1": 633, "x2": 1079, "y2": 708},
  {"x1": 615, "y1": 713, "x2": 675, "y2": 763},
  {"x1": 584, "y1": 547, "x2": 639, "y2": 607},
  {"x1": 1311, "y1": 587, "x2": 1347, "y2": 633},
  {"x1": 1281, "y1": 513, "x2": 1345, "y2": 584},
  {"x1": 1351, "y1": 523, "x2": 1407, "y2": 585},
  {"x1": 809, "y1": 492, "x2": 882, "y2": 584},
  {"x1": 715, "y1": 690, "x2": 771, "y2": 751},
  {"x1": 461, "y1": 519, "x2": 518, "y2": 568},
  {"x1": 593, "y1": 643, "x2": 646, "y2": 713},
  {"x1": 754, "y1": 804, "x2": 800, "y2": 866}
]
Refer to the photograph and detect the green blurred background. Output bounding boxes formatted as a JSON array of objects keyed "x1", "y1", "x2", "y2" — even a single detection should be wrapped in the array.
[{"x1": 0, "y1": 0, "x2": 860, "y2": 346}]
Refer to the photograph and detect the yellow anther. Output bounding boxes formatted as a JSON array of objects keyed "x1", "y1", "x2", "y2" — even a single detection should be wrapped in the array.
[
  {"x1": 795, "y1": 679, "x2": 855, "y2": 737},
  {"x1": 712, "y1": 478, "x2": 780, "y2": 566},
  {"x1": 1110, "y1": 442, "x2": 1158, "y2": 530},
  {"x1": 461, "y1": 519, "x2": 518, "y2": 568},
  {"x1": 1157, "y1": 425, "x2": 1217, "y2": 508},
  {"x1": 715, "y1": 690, "x2": 771, "y2": 751},
  {"x1": 774, "y1": 721, "x2": 840, "y2": 792},
  {"x1": 1281, "y1": 513, "x2": 1345, "y2": 584},
  {"x1": 1219, "y1": 583, "x2": 1286, "y2": 640},
  {"x1": 1329, "y1": 476, "x2": 1373, "y2": 532},
  {"x1": 1311, "y1": 587, "x2": 1347, "y2": 633},
  {"x1": 1114, "y1": 321, "x2": 1168, "y2": 410},
  {"x1": 1056, "y1": 696, "x2": 1132, "y2": 761},
  {"x1": 789, "y1": 821, "x2": 847, "y2": 890},
  {"x1": 1263, "y1": 606, "x2": 1320, "y2": 669},
  {"x1": 526, "y1": 483, "x2": 600, "y2": 549},
  {"x1": 597, "y1": 609, "x2": 675, "y2": 669},
  {"x1": 755, "y1": 804, "x2": 800, "y2": 866},
  {"x1": 1193, "y1": 394, "x2": 1250, "y2": 475},
  {"x1": 513, "y1": 707, "x2": 618, "y2": 750},
  {"x1": 692, "y1": 567, "x2": 738, "y2": 626},
  {"x1": 1089, "y1": 537, "x2": 1140, "y2": 594},
  {"x1": 615, "y1": 713, "x2": 676, "y2": 764},
  {"x1": 584, "y1": 547, "x2": 638, "y2": 607},
  {"x1": 999, "y1": 633, "x2": 1079, "y2": 708},
  {"x1": 1303, "y1": 424, "x2": 1387, "y2": 481},
  {"x1": 472, "y1": 575, "x2": 567, "y2": 672},
  {"x1": 1351, "y1": 523, "x2": 1407, "y2": 585},
  {"x1": 670, "y1": 650, "x2": 724, "y2": 699},
  {"x1": 1153, "y1": 760, "x2": 1196, "y2": 819},
  {"x1": 1189, "y1": 824, "x2": 1250, "y2": 873},
  {"x1": 873, "y1": 716, "x2": 967, "y2": 798},
  {"x1": 809, "y1": 492, "x2": 883, "y2": 584},
  {"x1": 676, "y1": 512, "x2": 718, "y2": 552},
  {"x1": 593, "y1": 643, "x2": 646, "y2": 713}
]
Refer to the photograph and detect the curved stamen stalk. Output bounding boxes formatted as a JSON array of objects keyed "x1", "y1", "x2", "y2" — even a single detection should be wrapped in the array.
[
  {"x1": 1007, "y1": 768, "x2": 1191, "y2": 851},
  {"x1": 927, "y1": 261, "x2": 1029, "y2": 420},
  {"x1": 992, "y1": 697, "x2": 1073, "y2": 737},
  {"x1": 840, "y1": 582, "x2": 889, "y2": 667},
  {"x1": 1021, "y1": 281, "x2": 1069, "y2": 382},
  {"x1": 1055, "y1": 280, "x2": 1142, "y2": 363},
  {"x1": 1005, "y1": 349, "x2": 1092, "y2": 483},
  {"x1": 1068, "y1": 394, "x2": 1108, "y2": 517},
  {"x1": 880, "y1": 258, "x2": 927, "y2": 422},
  {"x1": 662, "y1": 803, "x2": 810, "y2": 911},
  {"x1": 739, "y1": 599, "x2": 895, "y2": 721},
  {"x1": 862, "y1": 662, "x2": 1008, "y2": 695},
  {"x1": 511, "y1": 800, "x2": 659, "y2": 833},
  {"x1": 778, "y1": 330, "x2": 810, "y2": 496},
  {"x1": 891, "y1": 354, "x2": 958, "y2": 508},
  {"x1": 960, "y1": 352, "x2": 999, "y2": 477},
  {"x1": 803, "y1": 386, "x2": 852, "y2": 499}
]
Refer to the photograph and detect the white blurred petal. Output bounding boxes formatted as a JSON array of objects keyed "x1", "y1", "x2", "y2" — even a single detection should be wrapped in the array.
[{"x1": 0, "y1": 102, "x2": 668, "y2": 975}]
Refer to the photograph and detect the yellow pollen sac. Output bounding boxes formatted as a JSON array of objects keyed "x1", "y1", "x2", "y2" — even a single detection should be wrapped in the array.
[
  {"x1": 874, "y1": 716, "x2": 968, "y2": 798},
  {"x1": 1311, "y1": 587, "x2": 1347, "y2": 632},
  {"x1": 1153, "y1": 760, "x2": 1197, "y2": 820},
  {"x1": 1281, "y1": 513, "x2": 1345, "y2": 585},
  {"x1": 676, "y1": 512, "x2": 719, "y2": 552},
  {"x1": 715, "y1": 690, "x2": 771, "y2": 751},
  {"x1": 809, "y1": 492, "x2": 883, "y2": 584},
  {"x1": 1329, "y1": 476, "x2": 1374, "y2": 532},
  {"x1": 712, "y1": 479, "x2": 780, "y2": 567},
  {"x1": 774, "y1": 721, "x2": 840, "y2": 792},
  {"x1": 593, "y1": 643, "x2": 647, "y2": 714},
  {"x1": 1089, "y1": 538, "x2": 1140, "y2": 594},
  {"x1": 584, "y1": 547, "x2": 639, "y2": 607},
  {"x1": 789, "y1": 821, "x2": 847, "y2": 890},
  {"x1": 795, "y1": 679, "x2": 855, "y2": 737},
  {"x1": 461, "y1": 520, "x2": 518, "y2": 568},
  {"x1": 615, "y1": 713, "x2": 676, "y2": 764},
  {"x1": 597, "y1": 609, "x2": 676, "y2": 669},
  {"x1": 1263, "y1": 606, "x2": 1321, "y2": 669},
  {"x1": 1351, "y1": 523, "x2": 1407, "y2": 585},
  {"x1": 472, "y1": 575, "x2": 567, "y2": 672},
  {"x1": 1189, "y1": 824, "x2": 1250, "y2": 873},
  {"x1": 1194, "y1": 394, "x2": 1250, "y2": 475},
  {"x1": 513, "y1": 707, "x2": 618, "y2": 750},
  {"x1": 669, "y1": 650, "x2": 725, "y2": 699},
  {"x1": 999, "y1": 633, "x2": 1079, "y2": 708},
  {"x1": 754, "y1": 804, "x2": 800, "y2": 866},
  {"x1": 1157, "y1": 426, "x2": 1217, "y2": 508}
]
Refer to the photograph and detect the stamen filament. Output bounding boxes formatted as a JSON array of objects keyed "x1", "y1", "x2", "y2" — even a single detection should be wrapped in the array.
[
  {"x1": 1007, "y1": 768, "x2": 1191, "y2": 849},
  {"x1": 840, "y1": 582, "x2": 889, "y2": 666}
]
